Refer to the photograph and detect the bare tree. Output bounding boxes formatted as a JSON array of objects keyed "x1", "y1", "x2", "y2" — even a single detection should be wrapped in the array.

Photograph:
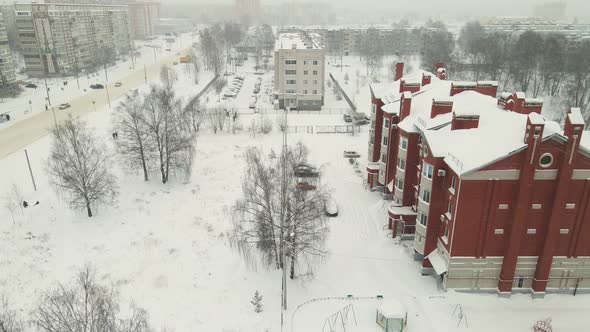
[
  {"x1": 231, "y1": 143, "x2": 329, "y2": 279},
  {"x1": 47, "y1": 116, "x2": 118, "y2": 217},
  {"x1": 207, "y1": 107, "x2": 226, "y2": 134},
  {"x1": 3, "y1": 183, "x2": 24, "y2": 224},
  {"x1": 187, "y1": 101, "x2": 205, "y2": 132},
  {"x1": 160, "y1": 65, "x2": 177, "y2": 88},
  {"x1": 0, "y1": 294, "x2": 24, "y2": 332},
  {"x1": 187, "y1": 49, "x2": 200, "y2": 85},
  {"x1": 143, "y1": 85, "x2": 196, "y2": 184},
  {"x1": 34, "y1": 266, "x2": 154, "y2": 332},
  {"x1": 113, "y1": 92, "x2": 153, "y2": 181}
]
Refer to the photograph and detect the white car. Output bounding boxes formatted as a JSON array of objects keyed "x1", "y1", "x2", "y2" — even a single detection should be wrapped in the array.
[{"x1": 325, "y1": 199, "x2": 338, "y2": 217}]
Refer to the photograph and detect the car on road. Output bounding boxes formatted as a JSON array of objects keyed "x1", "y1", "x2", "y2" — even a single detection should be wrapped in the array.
[
  {"x1": 90, "y1": 84, "x2": 104, "y2": 89},
  {"x1": 343, "y1": 114, "x2": 353, "y2": 122},
  {"x1": 114, "y1": 82, "x2": 123, "y2": 87},
  {"x1": 253, "y1": 87, "x2": 260, "y2": 94},
  {"x1": 294, "y1": 163, "x2": 320, "y2": 178},
  {"x1": 0, "y1": 113, "x2": 11, "y2": 123},
  {"x1": 254, "y1": 70, "x2": 264, "y2": 75},
  {"x1": 58, "y1": 103, "x2": 71, "y2": 110},
  {"x1": 249, "y1": 97, "x2": 257, "y2": 109},
  {"x1": 325, "y1": 198, "x2": 338, "y2": 217},
  {"x1": 355, "y1": 119, "x2": 369, "y2": 126},
  {"x1": 25, "y1": 83, "x2": 37, "y2": 89},
  {"x1": 343, "y1": 150, "x2": 361, "y2": 158}
]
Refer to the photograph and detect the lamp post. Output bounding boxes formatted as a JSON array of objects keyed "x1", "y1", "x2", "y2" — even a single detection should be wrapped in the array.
[
  {"x1": 28, "y1": 100, "x2": 32, "y2": 114},
  {"x1": 105, "y1": 84, "x2": 111, "y2": 108},
  {"x1": 92, "y1": 100, "x2": 96, "y2": 112}
]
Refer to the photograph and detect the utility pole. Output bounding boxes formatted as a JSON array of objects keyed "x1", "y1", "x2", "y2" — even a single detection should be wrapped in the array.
[
  {"x1": 50, "y1": 106, "x2": 57, "y2": 127},
  {"x1": 105, "y1": 84, "x2": 111, "y2": 108},
  {"x1": 144, "y1": 64, "x2": 148, "y2": 85},
  {"x1": 24, "y1": 149, "x2": 37, "y2": 191}
]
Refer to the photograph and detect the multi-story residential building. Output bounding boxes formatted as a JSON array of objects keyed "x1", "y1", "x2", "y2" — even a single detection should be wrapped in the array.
[
  {"x1": 367, "y1": 63, "x2": 590, "y2": 297},
  {"x1": 273, "y1": 32, "x2": 325, "y2": 110},
  {"x1": 0, "y1": 11, "x2": 15, "y2": 83},
  {"x1": 127, "y1": 0, "x2": 159, "y2": 40},
  {"x1": 0, "y1": 4, "x2": 17, "y2": 49},
  {"x1": 15, "y1": 3, "x2": 131, "y2": 78}
]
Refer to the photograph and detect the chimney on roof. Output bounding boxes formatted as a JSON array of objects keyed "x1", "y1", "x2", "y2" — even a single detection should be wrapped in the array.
[
  {"x1": 523, "y1": 113, "x2": 545, "y2": 147},
  {"x1": 475, "y1": 81, "x2": 499, "y2": 98},
  {"x1": 450, "y1": 81, "x2": 477, "y2": 96},
  {"x1": 434, "y1": 63, "x2": 446, "y2": 80},
  {"x1": 394, "y1": 63, "x2": 404, "y2": 81},
  {"x1": 451, "y1": 112, "x2": 480, "y2": 130},
  {"x1": 512, "y1": 92, "x2": 526, "y2": 113},
  {"x1": 512, "y1": 92, "x2": 543, "y2": 115},
  {"x1": 399, "y1": 79, "x2": 421, "y2": 94},
  {"x1": 431, "y1": 98, "x2": 453, "y2": 119},
  {"x1": 399, "y1": 91, "x2": 413, "y2": 122},
  {"x1": 422, "y1": 73, "x2": 432, "y2": 86},
  {"x1": 564, "y1": 107, "x2": 585, "y2": 140}
]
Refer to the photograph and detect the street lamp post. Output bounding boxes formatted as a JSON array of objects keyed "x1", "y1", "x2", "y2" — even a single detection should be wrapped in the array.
[
  {"x1": 105, "y1": 85, "x2": 111, "y2": 108},
  {"x1": 50, "y1": 106, "x2": 57, "y2": 127},
  {"x1": 28, "y1": 100, "x2": 32, "y2": 114},
  {"x1": 92, "y1": 100, "x2": 96, "y2": 112}
]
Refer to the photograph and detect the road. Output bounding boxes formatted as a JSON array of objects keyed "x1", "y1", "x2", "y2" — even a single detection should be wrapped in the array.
[{"x1": 0, "y1": 50, "x2": 186, "y2": 159}]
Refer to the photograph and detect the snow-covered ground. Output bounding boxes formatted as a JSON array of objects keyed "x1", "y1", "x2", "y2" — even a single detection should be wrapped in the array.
[{"x1": 1, "y1": 51, "x2": 590, "y2": 332}]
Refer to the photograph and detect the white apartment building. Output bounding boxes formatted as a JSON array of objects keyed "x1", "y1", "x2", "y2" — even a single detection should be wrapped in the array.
[
  {"x1": 273, "y1": 32, "x2": 325, "y2": 110},
  {"x1": 15, "y1": 3, "x2": 131, "y2": 77},
  {"x1": 127, "y1": 0, "x2": 159, "y2": 40},
  {"x1": 0, "y1": 11, "x2": 15, "y2": 83}
]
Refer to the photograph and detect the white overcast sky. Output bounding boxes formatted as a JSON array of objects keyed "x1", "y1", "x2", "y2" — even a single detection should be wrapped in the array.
[{"x1": 159, "y1": 0, "x2": 589, "y2": 19}]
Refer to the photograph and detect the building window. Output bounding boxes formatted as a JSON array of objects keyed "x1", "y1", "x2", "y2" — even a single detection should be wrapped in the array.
[
  {"x1": 417, "y1": 210, "x2": 427, "y2": 226},
  {"x1": 531, "y1": 203, "x2": 542, "y2": 209},
  {"x1": 397, "y1": 158, "x2": 405, "y2": 170},
  {"x1": 312, "y1": 80, "x2": 318, "y2": 85},
  {"x1": 419, "y1": 188, "x2": 430, "y2": 204},
  {"x1": 450, "y1": 176, "x2": 456, "y2": 193},
  {"x1": 303, "y1": 90, "x2": 308, "y2": 94},
  {"x1": 422, "y1": 163, "x2": 434, "y2": 179},
  {"x1": 565, "y1": 203, "x2": 576, "y2": 209},
  {"x1": 395, "y1": 177, "x2": 404, "y2": 190},
  {"x1": 313, "y1": 90, "x2": 317, "y2": 94},
  {"x1": 313, "y1": 60, "x2": 318, "y2": 65},
  {"x1": 527, "y1": 229, "x2": 537, "y2": 234},
  {"x1": 539, "y1": 153, "x2": 553, "y2": 168},
  {"x1": 285, "y1": 59, "x2": 296, "y2": 65},
  {"x1": 286, "y1": 89, "x2": 296, "y2": 93},
  {"x1": 285, "y1": 69, "x2": 296, "y2": 75},
  {"x1": 381, "y1": 153, "x2": 386, "y2": 163},
  {"x1": 286, "y1": 79, "x2": 296, "y2": 84},
  {"x1": 399, "y1": 137, "x2": 408, "y2": 150},
  {"x1": 494, "y1": 229, "x2": 504, "y2": 235},
  {"x1": 384, "y1": 118, "x2": 390, "y2": 128},
  {"x1": 382, "y1": 136, "x2": 388, "y2": 146},
  {"x1": 498, "y1": 204, "x2": 509, "y2": 209},
  {"x1": 370, "y1": 135, "x2": 374, "y2": 144},
  {"x1": 313, "y1": 70, "x2": 318, "y2": 75},
  {"x1": 444, "y1": 225, "x2": 449, "y2": 238},
  {"x1": 304, "y1": 70, "x2": 308, "y2": 75},
  {"x1": 447, "y1": 201, "x2": 453, "y2": 218},
  {"x1": 560, "y1": 229, "x2": 569, "y2": 234},
  {"x1": 303, "y1": 80, "x2": 308, "y2": 84}
]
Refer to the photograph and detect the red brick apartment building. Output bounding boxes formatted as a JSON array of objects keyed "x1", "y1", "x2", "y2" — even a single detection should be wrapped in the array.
[{"x1": 367, "y1": 63, "x2": 590, "y2": 297}]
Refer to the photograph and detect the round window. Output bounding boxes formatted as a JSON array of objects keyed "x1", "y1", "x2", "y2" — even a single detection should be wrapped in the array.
[
  {"x1": 539, "y1": 153, "x2": 553, "y2": 168},
  {"x1": 423, "y1": 146, "x2": 429, "y2": 158}
]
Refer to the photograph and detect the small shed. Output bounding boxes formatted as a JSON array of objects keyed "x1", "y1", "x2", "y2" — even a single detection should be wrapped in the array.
[{"x1": 376, "y1": 299, "x2": 407, "y2": 332}]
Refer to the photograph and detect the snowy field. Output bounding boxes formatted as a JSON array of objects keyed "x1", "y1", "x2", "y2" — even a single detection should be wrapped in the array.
[{"x1": 1, "y1": 51, "x2": 590, "y2": 332}]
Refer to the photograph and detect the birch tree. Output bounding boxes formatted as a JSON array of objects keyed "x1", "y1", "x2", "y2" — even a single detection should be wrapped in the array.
[
  {"x1": 0, "y1": 294, "x2": 24, "y2": 332},
  {"x1": 47, "y1": 116, "x2": 118, "y2": 217}
]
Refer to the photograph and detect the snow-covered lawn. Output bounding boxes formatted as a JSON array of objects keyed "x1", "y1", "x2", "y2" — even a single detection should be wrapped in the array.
[{"x1": 1, "y1": 53, "x2": 590, "y2": 332}]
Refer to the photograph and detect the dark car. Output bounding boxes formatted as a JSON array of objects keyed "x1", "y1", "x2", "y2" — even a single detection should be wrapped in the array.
[
  {"x1": 355, "y1": 119, "x2": 369, "y2": 126},
  {"x1": 294, "y1": 164, "x2": 320, "y2": 178},
  {"x1": 25, "y1": 83, "x2": 37, "y2": 88},
  {"x1": 90, "y1": 84, "x2": 105, "y2": 89},
  {"x1": 58, "y1": 103, "x2": 71, "y2": 110},
  {"x1": 0, "y1": 113, "x2": 11, "y2": 123},
  {"x1": 343, "y1": 114, "x2": 353, "y2": 123},
  {"x1": 325, "y1": 198, "x2": 338, "y2": 217},
  {"x1": 343, "y1": 150, "x2": 361, "y2": 158}
]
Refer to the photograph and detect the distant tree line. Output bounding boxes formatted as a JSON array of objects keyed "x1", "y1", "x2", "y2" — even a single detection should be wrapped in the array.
[{"x1": 453, "y1": 21, "x2": 590, "y2": 121}]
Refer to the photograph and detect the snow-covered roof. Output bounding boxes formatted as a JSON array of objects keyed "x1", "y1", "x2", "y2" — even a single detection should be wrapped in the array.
[
  {"x1": 569, "y1": 108, "x2": 584, "y2": 125},
  {"x1": 477, "y1": 80, "x2": 499, "y2": 86},
  {"x1": 370, "y1": 82, "x2": 399, "y2": 100},
  {"x1": 275, "y1": 32, "x2": 321, "y2": 50},
  {"x1": 452, "y1": 81, "x2": 477, "y2": 87},
  {"x1": 396, "y1": 79, "x2": 453, "y2": 133},
  {"x1": 376, "y1": 299, "x2": 406, "y2": 319},
  {"x1": 515, "y1": 92, "x2": 526, "y2": 99},
  {"x1": 423, "y1": 106, "x2": 563, "y2": 176},
  {"x1": 580, "y1": 132, "x2": 590, "y2": 153},
  {"x1": 525, "y1": 98, "x2": 544, "y2": 104},
  {"x1": 528, "y1": 112, "x2": 545, "y2": 125},
  {"x1": 500, "y1": 92, "x2": 512, "y2": 99},
  {"x1": 389, "y1": 205, "x2": 417, "y2": 216}
]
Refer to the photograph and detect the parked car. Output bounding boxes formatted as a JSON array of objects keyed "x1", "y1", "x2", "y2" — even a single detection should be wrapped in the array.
[
  {"x1": 114, "y1": 82, "x2": 123, "y2": 87},
  {"x1": 343, "y1": 150, "x2": 361, "y2": 158},
  {"x1": 296, "y1": 182, "x2": 317, "y2": 191},
  {"x1": 355, "y1": 119, "x2": 369, "y2": 126},
  {"x1": 0, "y1": 113, "x2": 11, "y2": 123},
  {"x1": 58, "y1": 103, "x2": 71, "y2": 110},
  {"x1": 325, "y1": 198, "x2": 338, "y2": 217},
  {"x1": 254, "y1": 70, "x2": 264, "y2": 75},
  {"x1": 253, "y1": 87, "x2": 260, "y2": 94},
  {"x1": 25, "y1": 83, "x2": 37, "y2": 89},
  {"x1": 294, "y1": 164, "x2": 320, "y2": 178},
  {"x1": 343, "y1": 114, "x2": 353, "y2": 123},
  {"x1": 90, "y1": 84, "x2": 104, "y2": 89}
]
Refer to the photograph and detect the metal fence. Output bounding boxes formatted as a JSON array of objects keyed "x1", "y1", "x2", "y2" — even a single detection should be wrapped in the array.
[{"x1": 199, "y1": 107, "x2": 354, "y2": 115}]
